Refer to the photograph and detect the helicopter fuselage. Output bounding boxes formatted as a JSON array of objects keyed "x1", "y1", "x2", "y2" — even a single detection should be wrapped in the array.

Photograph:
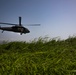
[{"x1": 0, "y1": 25, "x2": 30, "y2": 35}]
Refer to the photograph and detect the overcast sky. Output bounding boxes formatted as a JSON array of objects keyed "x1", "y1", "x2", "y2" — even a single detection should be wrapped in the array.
[{"x1": 0, "y1": 0, "x2": 76, "y2": 42}]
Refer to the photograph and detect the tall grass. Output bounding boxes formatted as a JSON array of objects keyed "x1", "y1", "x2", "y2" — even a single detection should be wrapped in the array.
[{"x1": 0, "y1": 36, "x2": 76, "y2": 75}]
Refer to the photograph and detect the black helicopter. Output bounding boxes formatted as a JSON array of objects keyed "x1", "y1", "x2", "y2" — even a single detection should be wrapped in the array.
[{"x1": 0, "y1": 17, "x2": 40, "y2": 35}]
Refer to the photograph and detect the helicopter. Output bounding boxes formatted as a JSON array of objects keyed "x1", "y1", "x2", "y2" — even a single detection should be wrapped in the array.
[{"x1": 0, "y1": 17, "x2": 40, "y2": 35}]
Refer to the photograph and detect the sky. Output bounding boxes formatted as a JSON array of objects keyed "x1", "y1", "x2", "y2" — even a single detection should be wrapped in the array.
[{"x1": 0, "y1": 0, "x2": 76, "y2": 42}]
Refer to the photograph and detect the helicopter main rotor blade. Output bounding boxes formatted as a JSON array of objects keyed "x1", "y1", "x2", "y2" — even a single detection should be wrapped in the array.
[
  {"x1": 24, "y1": 24, "x2": 40, "y2": 26},
  {"x1": 0, "y1": 22, "x2": 18, "y2": 25},
  {"x1": 0, "y1": 22, "x2": 40, "y2": 26}
]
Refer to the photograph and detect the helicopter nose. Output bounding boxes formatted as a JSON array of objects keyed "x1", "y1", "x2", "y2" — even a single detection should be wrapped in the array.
[
  {"x1": 26, "y1": 28, "x2": 30, "y2": 33},
  {"x1": 24, "y1": 28, "x2": 30, "y2": 33},
  {"x1": 27, "y1": 30, "x2": 30, "y2": 33}
]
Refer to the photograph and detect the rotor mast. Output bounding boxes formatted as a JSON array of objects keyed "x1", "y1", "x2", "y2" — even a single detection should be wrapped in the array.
[{"x1": 19, "y1": 17, "x2": 21, "y2": 26}]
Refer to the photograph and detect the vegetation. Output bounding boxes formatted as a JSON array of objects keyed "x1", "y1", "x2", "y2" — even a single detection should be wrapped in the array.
[{"x1": 0, "y1": 36, "x2": 76, "y2": 75}]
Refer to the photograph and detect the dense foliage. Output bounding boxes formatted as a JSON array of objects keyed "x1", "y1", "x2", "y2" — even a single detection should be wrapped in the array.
[{"x1": 0, "y1": 37, "x2": 76, "y2": 75}]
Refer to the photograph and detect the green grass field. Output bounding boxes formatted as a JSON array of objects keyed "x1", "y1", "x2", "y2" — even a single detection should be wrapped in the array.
[{"x1": 0, "y1": 36, "x2": 76, "y2": 75}]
